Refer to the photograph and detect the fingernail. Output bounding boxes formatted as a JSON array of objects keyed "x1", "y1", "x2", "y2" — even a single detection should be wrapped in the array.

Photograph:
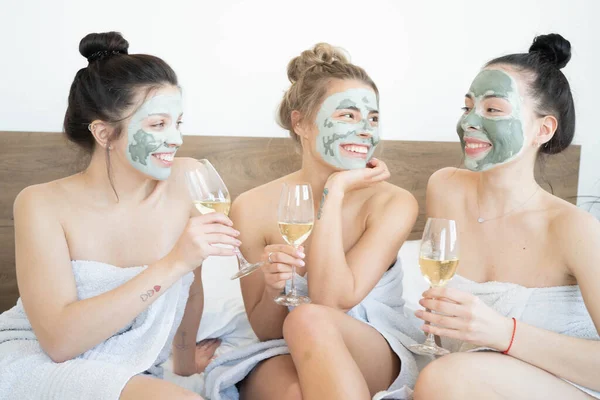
[
  {"x1": 414, "y1": 310, "x2": 422, "y2": 317},
  {"x1": 299, "y1": 260, "x2": 305, "y2": 267},
  {"x1": 235, "y1": 230, "x2": 240, "y2": 236},
  {"x1": 235, "y1": 240, "x2": 242, "y2": 246},
  {"x1": 297, "y1": 252, "x2": 305, "y2": 258}
]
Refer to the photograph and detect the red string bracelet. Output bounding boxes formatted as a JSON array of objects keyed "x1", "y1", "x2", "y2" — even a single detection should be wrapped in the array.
[{"x1": 502, "y1": 317, "x2": 517, "y2": 355}]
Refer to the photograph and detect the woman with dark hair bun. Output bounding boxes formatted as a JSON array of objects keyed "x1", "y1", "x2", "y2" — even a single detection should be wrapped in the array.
[
  {"x1": 0, "y1": 32, "x2": 237, "y2": 399},
  {"x1": 414, "y1": 34, "x2": 600, "y2": 399}
]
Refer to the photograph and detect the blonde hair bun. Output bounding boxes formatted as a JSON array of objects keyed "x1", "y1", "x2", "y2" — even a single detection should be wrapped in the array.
[{"x1": 286, "y1": 43, "x2": 350, "y2": 84}]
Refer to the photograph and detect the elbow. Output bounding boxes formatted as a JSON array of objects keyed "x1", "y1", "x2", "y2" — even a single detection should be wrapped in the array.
[
  {"x1": 47, "y1": 352, "x2": 72, "y2": 364},
  {"x1": 309, "y1": 292, "x2": 356, "y2": 312},
  {"x1": 39, "y1": 333, "x2": 78, "y2": 363},
  {"x1": 308, "y1": 277, "x2": 360, "y2": 311},
  {"x1": 42, "y1": 341, "x2": 76, "y2": 363}
]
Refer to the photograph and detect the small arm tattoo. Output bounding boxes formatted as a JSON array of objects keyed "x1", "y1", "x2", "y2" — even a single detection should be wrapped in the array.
[
  {"x1": 317, "y1": 188, "x2": 329, "y2": 220},
  {"x1": 140, "y1": 285, "x2": 162, "y2": 302}
]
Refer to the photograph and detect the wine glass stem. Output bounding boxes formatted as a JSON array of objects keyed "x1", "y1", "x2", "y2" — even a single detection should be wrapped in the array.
[
  {"x1": 234, "y1": 248, "x2": 248, "y2": 267},
  {"x1": 423, "y1": 332, "x2": 437, "y2": 348},
  {"x1": 290, "y1": 246, "x2": 298, "y2": 297}
]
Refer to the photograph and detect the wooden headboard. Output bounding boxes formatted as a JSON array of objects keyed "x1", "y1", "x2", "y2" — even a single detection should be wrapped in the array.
[{"x1": 0, "y1": 131, "x2": 581, "y2": 312}]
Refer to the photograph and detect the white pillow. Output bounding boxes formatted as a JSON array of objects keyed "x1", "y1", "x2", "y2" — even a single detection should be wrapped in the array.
[
  {"x1": 197, "y1": 241, "x2": 426, "y2": 344},
  {"x1": 398, "y1": 240, "x2": 428, "y2": 312},
  {"x1": 198, "y1": 256, "x2": 258, "y2": 350}
]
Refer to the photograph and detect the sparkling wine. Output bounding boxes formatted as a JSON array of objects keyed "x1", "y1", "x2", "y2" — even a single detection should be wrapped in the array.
[
  {"x1": 419, "y1": 257, "x2": 459, "y2": 287},
  {"x1": 278, "y1": 222, "x2": 313, "y2": 247},
  {"x1": 193, "y1": 200, "x2": 231, "y2": 216}
]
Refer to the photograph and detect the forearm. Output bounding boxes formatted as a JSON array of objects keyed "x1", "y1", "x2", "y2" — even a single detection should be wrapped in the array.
[
  {"x1": 48, "y1": 256, "x2": 186, "y2": 362},
  {"x1": 307, "y1": 188, "x2": 355, "y2": 308},
  {"x1": 510, "y1": 321, "x2": 600, "y2": 391},
  {"x1": 248, "y1": 287, "x2": 289, "y2": 341},
  {"x1": 172, "y1": 272, "x2": 204, "y2": 376}
]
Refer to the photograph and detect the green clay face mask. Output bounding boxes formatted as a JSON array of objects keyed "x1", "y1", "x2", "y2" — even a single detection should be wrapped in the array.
[
  {"x1": 126, "y1": 93, "x2": 183, "y2": 180},
  {"x1": 456, "y1": 69, "x2": 525, "y2": 172},
  {"x1": 315, "y1": 88, "x2": 380, "y2": 170}
]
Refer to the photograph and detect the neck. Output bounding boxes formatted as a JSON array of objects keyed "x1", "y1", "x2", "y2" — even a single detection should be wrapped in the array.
[
  {"x1": 82, "y1": 149, "x2": 160, "y2": 205},
  {"x1": 477, "y1": 153, "x2": 539, "y2": 217}
]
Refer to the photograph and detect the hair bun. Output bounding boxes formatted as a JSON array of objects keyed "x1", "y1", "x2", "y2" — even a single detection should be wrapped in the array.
[
  {"x1": 79, "y1": 32, "x2": 129, "y2": 63},
  {"x1": 286, "y1": 42, "x2": 350, "y2": 83},
  {"x1": 529, "y1": 33, "x2": 571, "y2": 69}
]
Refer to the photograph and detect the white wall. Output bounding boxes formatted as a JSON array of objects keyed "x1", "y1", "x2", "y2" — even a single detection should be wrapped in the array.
[{"x1": 1, "y1": 0, "x2": 598, "y2": 214}]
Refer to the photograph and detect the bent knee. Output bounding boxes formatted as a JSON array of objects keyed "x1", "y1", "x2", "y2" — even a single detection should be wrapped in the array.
[
  {"x1": 414, "y1": 353, "x2": 472, "y2": 399},
  {"x1": 283, "y1": 304, "x2": 331, "y2": 341}
]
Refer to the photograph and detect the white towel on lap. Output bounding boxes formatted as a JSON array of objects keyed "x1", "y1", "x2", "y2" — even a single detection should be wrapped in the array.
[
  {"x1": 0, "y1": 260, "x2": 194, "y2": 400},
  {"x1": 203, "y1": 260, "x2": 431, "y2": 400},
  {"x1": 444, "y1": 275, "x2": 600, "y2": 399}
]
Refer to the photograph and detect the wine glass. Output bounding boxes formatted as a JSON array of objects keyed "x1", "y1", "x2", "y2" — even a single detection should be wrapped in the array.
[
  {"x1": 274, "y1": 183, "x2": 314, "y2": 307},
  {"x1": 184, "y1": 159, "x2": 263, "y2": 280},
  {"x1": 409, "y1": 217, "x2": 460, "y2": 356}
]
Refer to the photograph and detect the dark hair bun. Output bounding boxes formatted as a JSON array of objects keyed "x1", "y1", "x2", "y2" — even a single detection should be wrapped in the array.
[
  {"x1": 79, "y1": 32, "x2": 129, "y2": 63},
  {"x1": 529, "y1": 33, "x2": 571, "y2": 69}
]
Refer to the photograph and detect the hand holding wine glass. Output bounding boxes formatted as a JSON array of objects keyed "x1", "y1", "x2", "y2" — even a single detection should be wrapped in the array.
[
  {"x1": 259, "y1": 244, "x2": 306, "y2": 293},
  {"x1": 185, "y1": 159, "x2": 264, "y2": 279},
  {"x1": 273, "y1": 183, "x2": 314, "y2": 307},
  {"x1": 166, "y1": 212, "x2": 240, "y2": 273},
  {"x1": 409, "y1": 217, "x2": 460, "y2": 356}
]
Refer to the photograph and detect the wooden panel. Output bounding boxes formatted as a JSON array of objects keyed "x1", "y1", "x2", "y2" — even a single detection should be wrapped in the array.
[
  {"x1": 0, "y1": 227, "x2": 16, "y2": 312},
  {"x1": 0, "y1": 131, "x2": 581, "y2": 312}
]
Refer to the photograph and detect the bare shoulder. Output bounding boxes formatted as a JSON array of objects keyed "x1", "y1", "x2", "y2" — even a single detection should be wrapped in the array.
[
  {"x1": 372, "y1": 181, "x2": 417, "y2": 205},
  {"x1": 13, "y1": 176, "x2": 77, "y2": 217},
  {"x1": 546, "y1": 195, "x2": 600, "y2": 275},
  {"x1": 428, "y1": 167, "x2": 473, "y2": 192},
  {"x1": 230, "y1": 174, "x2": 292, "y2": 223},
  {"x1": 14, "y1": 184, "x2": 51, "y2": 215},
  {"x1": 550, "y1": 197, "x2": 600, "y2": 243},
  {"x1": 367, "y1": 182, "x2": 418, "y2": 222}
]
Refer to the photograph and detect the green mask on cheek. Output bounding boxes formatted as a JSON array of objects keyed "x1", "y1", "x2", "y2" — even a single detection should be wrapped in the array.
[
  {"x1": 315, "y1": 88, "x2": 380, "y2": 170},
  {"x1": 126, "y1": 93, "x2": 183, "y2": 180},
  {"x1": 456, "y1": 69, "x2": 525, "y2": 172}
]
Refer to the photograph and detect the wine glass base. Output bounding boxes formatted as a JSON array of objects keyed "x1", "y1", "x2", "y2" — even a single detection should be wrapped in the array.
[
  {"x1": 230, "y1": 262, "x2": 263, "y2": 280},
  {"x1": 274, "y1": 294, "x2": 311, "y2": 307},
  {"x1": 408, "y1": 343, "x2": 450, "y2": 356}
]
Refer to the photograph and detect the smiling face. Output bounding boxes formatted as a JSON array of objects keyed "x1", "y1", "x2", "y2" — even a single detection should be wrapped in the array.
[
  {"x1": 311, "y1": 80, "x2": 380, "y2": 170},
  {"x1": 457, "y1": 69, "x2": 526, "y2": 172},
  {"x1": 125, "y1": 86, "x2": 183, "y2": 180}
]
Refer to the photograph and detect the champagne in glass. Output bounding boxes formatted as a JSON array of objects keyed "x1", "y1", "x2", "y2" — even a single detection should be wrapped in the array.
[
  {"x1": 193, "y1": 200, "x2": 231, "y2": 216},
  {"x1": 185, "y1": 159, "x2": 264, "y2": 279},
  {"x1": 274, "y1": 183, "x2": 314, "y2": 306},
  {"x1": 409, "y1": 217, "x2": 459, "y2": 356}
]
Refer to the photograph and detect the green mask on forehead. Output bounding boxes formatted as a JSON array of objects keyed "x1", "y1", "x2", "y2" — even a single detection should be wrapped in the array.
[
  {"x1": 456, "y1": 69, "x2": 525, "y2": 172},
  {"x1": 315, "y1": 88, "x2": 380, "y2": 170},
  {"x1": 126, "y1": 93, "x2": 183, "y2": 180}
]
